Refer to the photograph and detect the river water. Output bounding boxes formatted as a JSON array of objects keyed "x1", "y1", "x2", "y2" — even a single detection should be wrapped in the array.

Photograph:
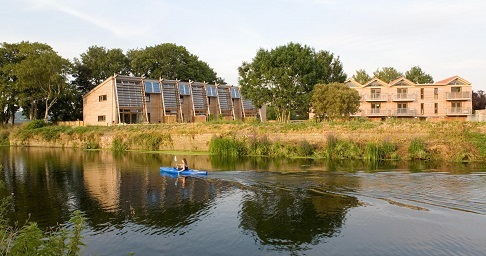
[{"x1": 1, "y1": 147, "x2": 485, "y2": 255}]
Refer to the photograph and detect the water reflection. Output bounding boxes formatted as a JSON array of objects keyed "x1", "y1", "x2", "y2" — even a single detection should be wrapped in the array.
[{"x1": 0, "y1": 147, "x2": 485, "y2": 255}]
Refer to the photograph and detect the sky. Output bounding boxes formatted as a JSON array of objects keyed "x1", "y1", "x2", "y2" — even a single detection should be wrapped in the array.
[{"x1": 2, "y1": 0, "x2": 485, "y2": 90}]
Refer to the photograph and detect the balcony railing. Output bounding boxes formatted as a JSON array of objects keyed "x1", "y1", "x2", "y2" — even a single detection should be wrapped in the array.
[
  {"x1": 391, "y1": 108, "x2": 416, "y2": 116},
  {"x1": 446, "y1": 107, "x2": 471, "y2": 116},
  {"x1": 364, "y1": 109, "x2": 389, "y2": 116},
  {"x1": 392, "y1": 93, "x2": 416, "y2": 101},
  {"x1": 364, "y1": 93, "x2": 389, "y2": 102},
  {"x1": 446, "y1": 91, "x2": 471, "y2": 100}
]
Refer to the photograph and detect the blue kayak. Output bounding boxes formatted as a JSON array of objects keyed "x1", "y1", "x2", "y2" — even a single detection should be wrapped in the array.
[{"x1": 159, "y1": 167, "x2": 208, "y2": 176}]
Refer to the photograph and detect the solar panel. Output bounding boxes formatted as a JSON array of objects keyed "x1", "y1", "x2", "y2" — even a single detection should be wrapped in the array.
[
  {"x1": 206, "y1": 86, "x2": 217, "y2": 97},
  {"x1": 230, "y1": 87, "x2": 241, "y2": 98}
]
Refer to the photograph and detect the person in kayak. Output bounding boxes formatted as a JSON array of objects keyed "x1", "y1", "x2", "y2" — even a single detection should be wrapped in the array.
[{"x1": 177, "y1": 158, "x2": 188, "y2": 171}]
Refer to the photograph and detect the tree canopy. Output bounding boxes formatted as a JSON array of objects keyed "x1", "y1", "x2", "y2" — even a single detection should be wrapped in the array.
[
  {"x1": 311, "y1": 83, "x2": 360, "y2": 120},
  {"x1": 127, "y1": 43, "x2": 223, "y2": 83},
  {"x1": 238, "y1": 42, "x2": 346, "y2": 122},
  {"x1": 473, "y1": 90, "x2": 486, "y2": 110},
  {"x1": 405, "y1": 66, "x2": 434, "y2": 84},
  {"x1": 73, "y1": 46, "x2": 130, "y2": 95},
  {"x1": 373, "y1": 67, "x2": 403, "y2": 83},
  {"x1": 352, "y1": 69, "x2": 371, "y2": 84}
]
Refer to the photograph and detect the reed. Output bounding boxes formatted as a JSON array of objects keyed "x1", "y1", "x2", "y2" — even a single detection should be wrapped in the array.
[
  {"x1": 209, "y1": 136, "x2": 247, "y2": 156},
  {"x1": 408, "y1": 138, "x2": 429, "y2": 160}
]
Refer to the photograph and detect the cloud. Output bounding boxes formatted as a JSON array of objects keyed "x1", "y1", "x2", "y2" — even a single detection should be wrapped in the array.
[{"x1": 26, "y1": 0, "x2": 151, "y2": 37}]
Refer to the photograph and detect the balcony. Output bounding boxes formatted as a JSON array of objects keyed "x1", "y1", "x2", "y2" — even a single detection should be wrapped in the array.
[
  {"x1": 446, "y1": 91, "x2": 471, "y2": 100},
  {"x1": 446, "y1": 107, "x2": 471, "y2": 116},
  {"x1": 391, "y1": 108, "x2": 416, "y2": 117},
  {"x1": 364, "y1": 109, "x2": 389, "y2": 117},
  {"x1": 364, "y1": 93, "x2": 389, "y2": 102},
  {"x1": 392, "y1": 93, "x2": 416, "y2": 102}
]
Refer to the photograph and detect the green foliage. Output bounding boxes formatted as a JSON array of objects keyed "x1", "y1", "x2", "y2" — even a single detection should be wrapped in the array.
[
  {"x1": 0, "y1": 130, "x2": 9, "y2": 146},
  {"x1": 465, "y1": 132, "x2": 486, "y2": 158},
  {"x1": 296, "y1": 140, "x2": 316, "y2": 157},
  {"x1": 209, "y1": 136, "x2": 247, "y2": 156},
  {"x1": 25, "y1": 119, "x2": 48, "y2": 129},
  {"x1": 405, "y1": 66, "x2": 434, "y2": 84},
  {"x1": 352, "y1": 69, "x2": 371, "y2": 84},
  {"x1": 373, "y1": 67, "x2": 403, "y2": 83},
  {"x1": 128, "y1": 132, "x2": 172, "y2": 151},
  {"x1": 112, "y1": 136, "x2": 128, "y2": 152},
  {"x1": 128, "y1": 43, "x2": 220, "y2": 82},
  {"x1": 364, "y1": 141, "x2": 398, "y2": 161},
  {"x1": 238, "y1": 42, "x2": 346, "y2": 123},
  {"x1": 324, "y1": 135, "x2": 363, "y2": 160},
  {"x1": 408, "y1": 139, "x2": 429, "y2": 160},
  {"x1": 248, "y1": 135, "x2": 271, "y2": 156},
  {"x1": 1, "y1": 180, "x2": 86, "y2": 255},
  {"x1": 311, "y1": 83, "x2": 360, "y2": 120}
]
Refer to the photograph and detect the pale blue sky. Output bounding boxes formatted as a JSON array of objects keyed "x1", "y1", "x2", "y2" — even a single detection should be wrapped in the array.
[{"x1": 2, "y1": 0, "x2": 485, "y2": 90}]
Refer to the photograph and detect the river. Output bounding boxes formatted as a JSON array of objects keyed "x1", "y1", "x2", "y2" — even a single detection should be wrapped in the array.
[{"x1": 1, "y1": 147, "x2": 485, "y2": 255}]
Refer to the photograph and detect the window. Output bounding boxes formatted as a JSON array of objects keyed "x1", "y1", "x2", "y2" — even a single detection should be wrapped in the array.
[
  {"x1": 434, "y1": 88, "x2": 439, "y2": 100},
  {"x1": 397, "y1": 103, "x2": 407, "y2": 114},
  {"x1": 452, "y1": 102, "x2": 461, "y2": 108},
  {"x1": 206, "y1": 86, "x2": 217, "y2": 97},
  {"x1": 451, "y1": 87, "x2": 461, "y2": 92},
  {"x1": 371, "y1": 103, "x2": 380, "y2": 114},
  {"x1": 179, "y1": 84, "x2": 191, "y2": 95},
  {"x1": 99, "y1": 95, "x2": 107, "y2": 102},
  {"x1": 145, "y1": 94, "x2": 150, "y2": 102},
  {"x1": 434, "y1": 103, "x2": 438, "y2": 114},
  {"x1": 421, "y1": 103, "x2": 424, "y2": 115},
  {"x1": 371, "y1": 88, "x2": 381, "y2": 100},
  {"x1": 397, "y1": 103, "x2": 407, "y2": 109},
  {"x1": 420, "y1": 88, "x2": 424, "y2": 99},
  {"x1": 230, "y1": 88, "x2": 241, "y2": 98},
  {"x1": 98, "y1": 115, "x2": 106, "y2": 122},
  {"x1": 144, "y1": 81, "x2": 161, "y2": 93}
]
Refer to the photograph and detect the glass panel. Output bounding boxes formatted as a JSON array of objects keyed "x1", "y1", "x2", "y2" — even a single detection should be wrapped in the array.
[
  {"x1": 206, "y1": 86, "x2": 217, "y2": 97},
  {"x1": 144, "y1": 81, "x2": 153, "y2": 93},
  {"x1": 179, "y1": 84, "x2": 191, "y2": 95},
  {"x1": 230, "y1": 88, "x2": 240, "y2": 98}
]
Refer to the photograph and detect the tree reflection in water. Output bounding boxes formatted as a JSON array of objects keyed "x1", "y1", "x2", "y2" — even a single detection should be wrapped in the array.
[{"x1": 239, "y1": 186, "x2": 359, "y2": 252}]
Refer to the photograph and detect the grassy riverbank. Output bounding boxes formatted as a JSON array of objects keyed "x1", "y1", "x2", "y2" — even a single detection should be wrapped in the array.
[{"x1": 4, "y1": 119, "x2": 486, "y2": 162}]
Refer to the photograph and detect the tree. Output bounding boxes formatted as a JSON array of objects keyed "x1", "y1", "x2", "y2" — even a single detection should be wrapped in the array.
[
  {"x1": 473, "y1": 90, "x2": 486, "y2": 110},
  {"x1": 73, "y1": 46, "x2": 130, "y2": 95},
  {"x1": 127, "y1": 43, "x2": 222, "y2": 83},
  {"x1": 352, "y1": 69, "x2": 371, "y2": 84},
  {"x1": 311, "y1": 82, "x2": 360, "y2": 120},
  {"x1": 373, "y1": 67, "x2": 403, "y2": 83},
  {"x1": 238, "y1": 42, "x2": 346, "y2": 123},
  {"x1": 405, "y1": 66, "x2": 434, "y2": 84},
  {"x1": 0, "y1": 42, "x2": 22, "y2": 125},
  {"x1": 10, "y1": 42, "x2": 72, "y2": 121}
]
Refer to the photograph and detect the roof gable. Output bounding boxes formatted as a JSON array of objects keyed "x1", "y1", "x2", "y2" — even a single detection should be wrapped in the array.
[
  {"x1": 344, "y1": 78, "x2": 362, "y2": 88},
  {"x1": 435, "y1": 76, "x2": 471, "y2": 85},
  {"x1": 389, "y1": 76, "x2": 415, "y2": 87},
  {"x1": 363, "y1": 77, "x2": 388, "y2": 87}
]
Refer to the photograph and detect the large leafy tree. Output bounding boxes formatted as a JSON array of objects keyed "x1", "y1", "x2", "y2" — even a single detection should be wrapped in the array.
[
  {"x1": 405, "y1": 66, "x2": 434, "y2": 84},
  {"x1": 238, "y1": 42, "x2": 346, "y2": 123},
  {"x1": 311, "y1": 82, "x2": 360, "y2": 120},
  {"x1": 352, "y1": 69, "x2": 371, "y2": 84},
  {"x1": 473, "y1": 90, "x2": 486, "y2": 110},
  {"x1": 373, "y1": 67, "x2": 403, "y2": 83},
  {"x1": 0, "y1": 42, "x2": 23, "y2": 125},
  {"x1": 128, "y1": 43, "x2": 223, "y2": 83},
  {"x1": 73, "y1": 46, "x2": 130, "y2": 95},
  {"x1": 9, "y1": 42, "x2": 72, "y2": 121}
]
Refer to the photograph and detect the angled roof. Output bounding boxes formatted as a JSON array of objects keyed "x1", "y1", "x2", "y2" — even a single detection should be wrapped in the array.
[
  {"x1": 434, "y1": 76, "x2": 471, "y2": 85},
  {"x1": 389, "y1": 76, "x2": 415, "y2": 87},
  {"x1": 362, "y1": 77, "x2": 389, "y2": 87},
  {"x1": 344, "y1": 78, "x2": 363, "y2": 88}
]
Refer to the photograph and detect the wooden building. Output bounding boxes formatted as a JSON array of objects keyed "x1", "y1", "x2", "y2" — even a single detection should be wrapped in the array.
[{"x1": 83, "y1": 75, "x2": 264, "y2": 126}]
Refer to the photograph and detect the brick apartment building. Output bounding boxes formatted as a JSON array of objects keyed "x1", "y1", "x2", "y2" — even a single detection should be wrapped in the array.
[{"x1": 345, "y1": 75, "x2": 472, "y2": 121}]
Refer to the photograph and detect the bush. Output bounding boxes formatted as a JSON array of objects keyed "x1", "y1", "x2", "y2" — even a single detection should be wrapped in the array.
[{"x1": 24, "y1": 120, "x2": 47, "y2": 129}]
